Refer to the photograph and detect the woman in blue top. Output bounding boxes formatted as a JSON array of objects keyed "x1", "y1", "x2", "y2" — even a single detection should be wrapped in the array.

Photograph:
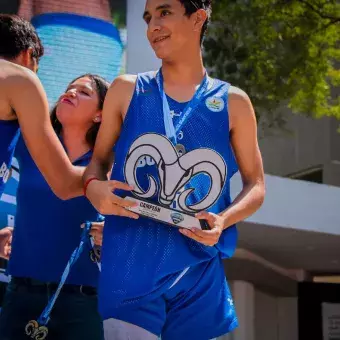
[{"x1": 0, "y1": 74, "x2": 109, "y2": 340}]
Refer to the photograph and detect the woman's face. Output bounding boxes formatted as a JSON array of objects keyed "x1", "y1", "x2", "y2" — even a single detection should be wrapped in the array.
[{"x1": 56, "y1": 77, "x2": 101, "y2": 128}]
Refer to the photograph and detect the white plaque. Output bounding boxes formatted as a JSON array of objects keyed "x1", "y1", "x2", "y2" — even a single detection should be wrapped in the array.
[{"x1": 126, "y1": 196, "x2": 210, "y2": 230}]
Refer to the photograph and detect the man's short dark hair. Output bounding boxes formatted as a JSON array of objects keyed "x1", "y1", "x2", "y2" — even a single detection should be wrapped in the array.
[
  {"x1": 0, "y1": 14, "x2": 44, "y2": 60},
  {"x1": 178, "y1": 0, "x2": 212, "y2": 44}
]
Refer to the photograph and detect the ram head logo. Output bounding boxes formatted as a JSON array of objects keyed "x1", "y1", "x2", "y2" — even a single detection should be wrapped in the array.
[{"x1": 124, "y1": 133, "x2": 226, "y2": 213}]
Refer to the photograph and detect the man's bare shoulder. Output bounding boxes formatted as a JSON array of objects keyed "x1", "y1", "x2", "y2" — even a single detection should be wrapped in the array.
[
  {"x1": 228, "y1": 86, "x2": 256, "y2": 129},
  {"x1": 107, "y1": 75, "x2": 137, "y2": 112},
  {"x1": 228, "y1": 85, "x2": 251, "y2": 105},
  {"x1": 0, "y1": 59, "x2": 36, "y2": 82},
  {"x1": 0, "y1": 60, "x2": 41, "y2": 95},
  {"x1": 103, "y1": 75, "x2": 137, "y2": 119},
  {"x1": 228, "y1": 86, "x2": 253, "y2": 115},
  {"x1": 0, "y1": 60, "x2": 43, "y2": 119},
  {"x1": 110, "y1": 74, "x2": 137, "y2": 91}
]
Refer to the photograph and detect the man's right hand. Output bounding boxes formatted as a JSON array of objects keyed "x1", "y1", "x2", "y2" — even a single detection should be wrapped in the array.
[{"x1": 86, "y1": 179, "x2": 139, "y2": 218}]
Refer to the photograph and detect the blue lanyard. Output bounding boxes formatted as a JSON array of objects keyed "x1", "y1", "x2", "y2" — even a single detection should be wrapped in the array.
[
  {"x1": 29, "y1": 215, "x2": 104, "y2": 331},
  {"x1": 36, "y1": 221, "x2": 93, "y2": 326},
  {"x1": 155, "y1": 68, "x2": 212, "y2": 145}
]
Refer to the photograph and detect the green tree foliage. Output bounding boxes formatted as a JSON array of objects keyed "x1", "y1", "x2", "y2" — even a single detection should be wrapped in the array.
[{"x1": 204, "y1": 0, "x2": 340, "y2": 128}]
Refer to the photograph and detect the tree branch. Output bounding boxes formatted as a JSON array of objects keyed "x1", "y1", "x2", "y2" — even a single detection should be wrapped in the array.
[{"x1": 298, "y1": 0, "x2": 340, "y2": 21}]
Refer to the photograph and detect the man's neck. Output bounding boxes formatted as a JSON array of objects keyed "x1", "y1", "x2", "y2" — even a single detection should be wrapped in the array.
[
  {"x1": 61, "y1": 127, "x2": 90, "y2": 162},
  {"x1": 162, "y1": 52, "x2": 205, "y2": 86},
  {"x1": 161, "y1": 52, "x2": 206, "y2": 102}
]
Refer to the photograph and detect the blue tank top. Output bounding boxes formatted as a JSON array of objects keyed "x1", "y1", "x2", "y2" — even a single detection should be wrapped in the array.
[
  {"x1": 0, "y1": 120, "x2": 20, "y2": 196},
  {"x1": 8, "y1": 136, "x2": 100, "y2": 287},
  {"x1": 99, "y1": 72, "x2": 238, "y2": 315}
]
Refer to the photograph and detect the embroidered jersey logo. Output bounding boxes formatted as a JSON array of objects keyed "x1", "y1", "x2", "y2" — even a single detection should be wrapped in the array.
[
  {"x1": 170, "y1": 110, "x2": 181, "y2": 118},
  {"x1": 171, "y1": 212, "x2": 184, "y2": 224},
  {"x1": 205, "y1": 96, "x2": 225, "y2": 112},
  {"x1": 124, "y1": 133, "x2": 227, "y2": 213},
  {"x1": 0, "y1": 162, "x2": 10, "y2": 184}
]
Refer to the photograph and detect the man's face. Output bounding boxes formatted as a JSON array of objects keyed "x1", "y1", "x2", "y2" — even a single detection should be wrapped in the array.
[{"x1": 143, "y1": 0, "x2": 197, "y2": 60}]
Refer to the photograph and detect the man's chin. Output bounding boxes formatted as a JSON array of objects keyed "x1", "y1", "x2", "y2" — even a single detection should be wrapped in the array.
[
  {"x1": 154, "y1": 51, "x2": 171, "y2": 62},
  {"x1": 151, "y1": 46, "x2": 170, "y2": 60}
]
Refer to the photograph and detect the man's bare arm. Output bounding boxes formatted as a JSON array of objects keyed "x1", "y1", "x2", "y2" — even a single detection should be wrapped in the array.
[
  {"x1": 179, "y1": 86, "x2": 265, "y2": 246},
  {"x1": 84, "y1": 75, "x2": 136, "y2": 182},
  {"x1": 8, "y1": 70, "x2": 83, "y2": 199},
  {"x1": 83, "y1": 75, "x2": 139, "y2": 217},
  {"x1": 220, "y1": 86, "x2": 265, "y2": 228}
]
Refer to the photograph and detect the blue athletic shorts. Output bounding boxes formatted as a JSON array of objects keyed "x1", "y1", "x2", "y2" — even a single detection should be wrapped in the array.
[{"x1": 108, "y1": 255, "x2": 238, "y2": 340}]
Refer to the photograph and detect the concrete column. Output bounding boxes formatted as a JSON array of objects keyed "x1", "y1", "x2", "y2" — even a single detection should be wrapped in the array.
[
  {"x1": 277, "y1": 297, "x2": 298, "y2": 340},
  {"x1": 220, "y1": 281, "x2": 255, "y2": 340}
]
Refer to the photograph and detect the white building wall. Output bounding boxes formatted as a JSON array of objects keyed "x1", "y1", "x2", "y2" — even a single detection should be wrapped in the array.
[
  {"x1": 231, "y1": 172, "x2": 340, "y2": 235},
  {"x1": 126, "y1": 0, "x2": 160, "y2": 74}
]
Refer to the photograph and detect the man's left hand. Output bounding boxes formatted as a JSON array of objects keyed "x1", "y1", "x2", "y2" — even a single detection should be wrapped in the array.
[{"x1": 179, "y1": 212, "x2": 225, "y2": 246}]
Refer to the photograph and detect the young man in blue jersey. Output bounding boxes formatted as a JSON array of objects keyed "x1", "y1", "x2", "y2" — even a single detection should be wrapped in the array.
[{"x1": 85, "y1": 0, "x2": 265, "y2": 339}]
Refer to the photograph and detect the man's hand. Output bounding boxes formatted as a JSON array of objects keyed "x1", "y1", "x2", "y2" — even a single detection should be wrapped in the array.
[
  {"x1": 81, "y1": 221, "x2": 104, "y2": 246},
  {"x1": 179, "y1": 212, "x2": 225, "y2": 247},
  {"x1": 0, "y1": 227, "x2": 13, "y2": 260},
  {"x1": 86, "y1": 179, "x2": 139, "y2": 218}
]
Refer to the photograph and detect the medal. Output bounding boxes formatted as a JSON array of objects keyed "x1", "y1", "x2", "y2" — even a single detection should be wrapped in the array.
[
  {"x1": 25, "y1": 320, "x2": 48, "y2": 340},
  {"x1": 90, "y1": 246, "x2": 101, "y2": 263},
  {"x1": 175, "y1": 144, "x2": 186, "y2": 156}
]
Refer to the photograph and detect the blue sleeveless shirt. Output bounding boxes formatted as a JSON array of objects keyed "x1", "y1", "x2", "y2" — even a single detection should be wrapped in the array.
[
  {"x1": 99, "y1": 72, "x2": 238, "y2": 316},
  {"x1": 0, "y1": 120, "x2": 20, "y2": 196},
  {"x1": 8, "y1": 137, "x2": 100, "y2": 287}
]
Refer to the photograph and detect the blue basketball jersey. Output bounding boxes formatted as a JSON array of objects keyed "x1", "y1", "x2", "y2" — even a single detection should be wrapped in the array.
[
  {"x1": 99, "y1": 72, "x2": 238, "y2": 318},
  {"x1": 0, "y1": 120, "x2": 20, "y2": 196},
  {"x1": 8, "y1": 136, "x2": 100, "y2": 287}
]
